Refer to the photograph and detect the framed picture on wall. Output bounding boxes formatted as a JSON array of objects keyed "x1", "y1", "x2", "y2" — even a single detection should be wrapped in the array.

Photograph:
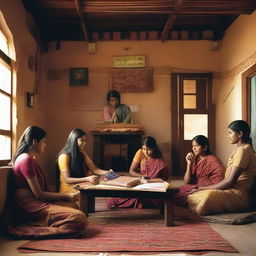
[{"x1": 69, "y1": 68, "x2": 88, "y2": 86}]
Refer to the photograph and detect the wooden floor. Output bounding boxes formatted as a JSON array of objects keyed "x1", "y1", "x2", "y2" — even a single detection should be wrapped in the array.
[{"x1": 1, "y1": 179, "x2": 256, "y2": 256}]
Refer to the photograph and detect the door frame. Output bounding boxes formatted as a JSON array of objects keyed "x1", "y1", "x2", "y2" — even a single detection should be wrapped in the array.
[{"x1": 171, "y1": 72, "x2": 214, "y2": 176}]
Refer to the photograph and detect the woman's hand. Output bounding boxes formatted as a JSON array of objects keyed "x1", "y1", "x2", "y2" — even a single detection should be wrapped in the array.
[
  {"x1": 111, "y1": 111, "x2": 118, "y2": 123},
  {"x1": 189, "y1": 186, "x2": 206, "y2": 194},
  {"x1": 66, "y1": 192, "x2": 80, "y2": 201},
  {"x1": 101, "y1": 170, "x2": 119, "y2": 181},
  {"x1": 87, "y1": 175, "x2": 100, "y2": 184},
  {"x1": 185, "y1": 152, "x2": 195, "y2": 164}
]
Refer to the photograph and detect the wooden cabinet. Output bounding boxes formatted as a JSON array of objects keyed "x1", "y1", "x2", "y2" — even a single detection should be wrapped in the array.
[{"x1": 90, "y1": 132, "x2": 144, "y2": 171}]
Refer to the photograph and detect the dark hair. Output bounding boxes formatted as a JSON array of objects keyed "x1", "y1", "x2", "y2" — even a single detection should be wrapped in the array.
[
  {"x1": 228, "y1": 120, "x2": 252, "y2": 144},
  {"x1": 106, "y1": 89, "x2": 121, "y2": 103},
  {"x1": 12, "y1": 126, "x2": 46, "y2": 163},
  {"x1": 141, "y1": 136, "x2": 162, "y2": 158},
  {"x1": 192, "y1": 135, "x2": 212, "y2": 155},
  {"x1": 57, "y1": 128, "x2": 87, "y2": 179}
]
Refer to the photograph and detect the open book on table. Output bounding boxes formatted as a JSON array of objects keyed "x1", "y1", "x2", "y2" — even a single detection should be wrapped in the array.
[{"x1": 132, "y1": 181, "x2": 169, "y2": 192}]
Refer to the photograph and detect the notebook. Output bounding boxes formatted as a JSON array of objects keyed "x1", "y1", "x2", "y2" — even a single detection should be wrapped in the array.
[{"x1": 104, "y1": 176, "x2": 141, "y2": 187}]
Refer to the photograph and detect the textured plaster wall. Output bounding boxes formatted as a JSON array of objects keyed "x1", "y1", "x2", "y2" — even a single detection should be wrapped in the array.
[
  {"x1": 41, "y1": 40, "x2": 220, "y2": 182},
  {"x1": 215, "y1": 11, "x2": 256, "y2": 164}
]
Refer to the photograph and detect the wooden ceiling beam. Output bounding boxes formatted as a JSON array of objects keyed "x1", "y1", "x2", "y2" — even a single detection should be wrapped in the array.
[
  {"x1": 73, "y1": 0, "x2": 89, "y2": 41},
  {"x1": 161, "y1": 0, "x2": 184, "y2": 41},
  {"x1": 21, "y1": 0, "x2": 256, "y2": 42},
  {"x1": 161, "y1": 13, "x2": 177, "y2": 41}
]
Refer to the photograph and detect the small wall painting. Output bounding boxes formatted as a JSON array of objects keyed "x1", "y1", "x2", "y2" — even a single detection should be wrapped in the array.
[{"x1": 69, "y1": 68, "x2": 88, "y2": 86}]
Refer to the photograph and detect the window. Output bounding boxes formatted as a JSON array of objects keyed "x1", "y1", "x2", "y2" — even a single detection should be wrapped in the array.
[
  {"x1": 183, "y1": 80, "x2": 196, "y2": 109},
  {"x1": 250, "y1": 76, "x2": 256, "y2": 151},
  {"x1": 0, "y1": 29, "x2": 12, "y2": 165},
  {"x1": 242, "y1": 64, "x2": 256, "y2": 151},
  {"x1": 184, "y1": 114, "x2": 208, "y2": 140}
]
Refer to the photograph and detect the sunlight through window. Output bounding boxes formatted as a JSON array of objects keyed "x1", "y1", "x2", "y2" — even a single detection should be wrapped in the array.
[
  {"x1": 0, "y1": 135, "x2": 11, "y2": 160},
  {"x1": 0, "y1": 24, "x2": 12, "y2": 163},
  {"x1": 0, "y1": 61, "x2": 11, "y2": 94},
  {"x1": 0, "y1": 30, "x2": 8, "y2": 56},
  {"x1": 0, "y1": 93, "x2": 10, "y2": 130},
  {"x1": 184, "y1": 114, "x2": 208, "y2": 140}
]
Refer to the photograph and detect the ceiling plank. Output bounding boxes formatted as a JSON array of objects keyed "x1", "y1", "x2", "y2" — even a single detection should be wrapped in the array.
[
  {"x1": 161, "y1": 13, "x2": 177, "y2": 41},
  {"x1": 73, "y1": 0, "x2": 90, "y2": 41},
  {"x1": 161, "y1": 0, "x2": 184, "y2": 41},
  {"x1": 21, "y1": 0, "x2": 256, "y2": 42}
]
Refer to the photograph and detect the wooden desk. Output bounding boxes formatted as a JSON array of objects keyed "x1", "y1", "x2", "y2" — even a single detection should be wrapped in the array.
[
  {"x1": 90, "y1": 131, "x2": 144, "y2": 170},
  {"x1": 76, "y1": 185, "x2": 177, "y2": 227}
]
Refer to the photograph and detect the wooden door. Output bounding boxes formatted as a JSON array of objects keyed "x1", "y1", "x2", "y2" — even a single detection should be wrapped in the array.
[{"x1": 171, "y1": 73, "x2": 214, "y2": 176}]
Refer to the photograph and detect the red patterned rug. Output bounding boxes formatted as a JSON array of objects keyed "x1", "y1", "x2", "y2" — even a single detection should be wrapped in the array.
[{"x1": 18, "y1": 200, "x2": 238, "y2": 254}]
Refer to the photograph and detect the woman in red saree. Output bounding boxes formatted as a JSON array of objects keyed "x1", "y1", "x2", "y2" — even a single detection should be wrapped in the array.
[
  {"x1": 107, "y1": 136, "x2": 169, "y2": 208},
  {"x1": 175, "y1": 135, "x2": 225, "y2": 206}
]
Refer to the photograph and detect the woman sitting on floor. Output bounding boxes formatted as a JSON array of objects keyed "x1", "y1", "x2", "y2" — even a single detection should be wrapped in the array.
[
  {"x1": 8, "y1": 126, "x2": 87, "y2": 239},
  {"x1": 175, "y1": 135, "x2": 225, "y2": 206},
  {"x1": 187, "y1": 120, "x2": 256, "y2": 215},
  {"x1": 107, "y1": 136, "x2": 169, "y2": 209},
  {"x1": 57, "y1": 128, "x2": 110, "y2": 193}
]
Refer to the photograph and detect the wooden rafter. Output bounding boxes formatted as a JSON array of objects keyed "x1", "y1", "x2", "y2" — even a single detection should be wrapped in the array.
[
  {"x1": 161, "y1": 13, "x2": 177, "y2": 42},
  {"x1": 21, "y1": 0, "x2": 256, "y2": 42},
  {"x1": 161, "y1": 0, "x2": 184, "y2": 42},
  {"x1": 74, "y1": 0, "x2": 89, "y2": 41}
]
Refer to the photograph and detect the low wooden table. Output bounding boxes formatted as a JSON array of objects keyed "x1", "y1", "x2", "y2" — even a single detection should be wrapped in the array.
[{"x1": 76, "y1": 184, "x2": 177, "y2": 226}]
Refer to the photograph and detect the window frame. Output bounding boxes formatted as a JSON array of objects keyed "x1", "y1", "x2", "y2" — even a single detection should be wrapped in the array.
[
  {"x1": 0, "y1": 47, "x2": 12, "y2": 166},
  {"x1": 242, "y1": 63, "x2": 256, "y2": 123}
]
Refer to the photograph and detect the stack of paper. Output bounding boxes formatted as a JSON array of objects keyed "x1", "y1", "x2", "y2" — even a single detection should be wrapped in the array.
[{"x1": 132, "y1": 182, "x2": 169, "y2": 192}]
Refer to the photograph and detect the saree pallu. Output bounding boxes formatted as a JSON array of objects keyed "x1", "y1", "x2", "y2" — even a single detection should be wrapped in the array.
[
  {"x1": 115, "y1": 104, "x2": 132, "y2": 123},
  {"x1": 8, "y1": 200, "x2": 87, "y2": 239},
  {"x1": 175, "y1": 154, "x2": 225, "y2": 206},
  {"x1": 107, "y1": 157, "x2": 168, "y2": 209},
  {"x1": 187, "y1": 187, "x2": 250, "y2": 215}
]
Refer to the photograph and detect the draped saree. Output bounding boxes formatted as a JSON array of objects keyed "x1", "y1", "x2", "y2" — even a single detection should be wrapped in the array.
[
  {"x1": 187, "y1": 144, "x2": 256, "y2": 215},
  {"x1": 103, "y1": 104, "x2": 132, "y2": 123},
  {"x1": 107, "y1": 149, "x2": 168, "y2": 208},
  {"x1": 7, "y1": 153, "x2": 87, "y2": 239},
  {"x1": 175, "y1": 154, "x2": 225, "y2": 206}
]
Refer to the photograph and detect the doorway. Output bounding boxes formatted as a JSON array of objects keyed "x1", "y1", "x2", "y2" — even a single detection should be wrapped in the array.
[{"x1": 171, "y1": 73, "x2": 214, "y2": 176}]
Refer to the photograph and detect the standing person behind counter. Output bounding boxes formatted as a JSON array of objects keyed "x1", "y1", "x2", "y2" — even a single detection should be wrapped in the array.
[{"x1": 103, "y1": 89, "x2": 132, "y2": 123}]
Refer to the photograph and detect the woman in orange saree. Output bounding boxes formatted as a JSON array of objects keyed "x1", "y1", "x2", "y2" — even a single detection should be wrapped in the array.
[{"x1": 107, "y1": 136, "x2": 169, "y2": 208}]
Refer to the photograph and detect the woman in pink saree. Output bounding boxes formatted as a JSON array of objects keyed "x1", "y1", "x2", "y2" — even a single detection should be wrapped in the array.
[
  {"x1": 175, "y1": 135, "x2": 225, "y2": 206},
  {"x1": 107, "y1": 136, "x2": 169, "y2": 208},
  {"x1": 7, "y1": 126, "x2": 87, "y2": 239}
]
